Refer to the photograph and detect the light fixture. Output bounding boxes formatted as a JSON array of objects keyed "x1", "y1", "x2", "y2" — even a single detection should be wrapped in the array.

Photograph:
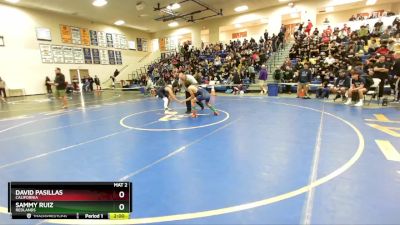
[
  {"x1": 325, "y1": 6, "x2": 334, "y2": 12},
  {"x1": 328, "y1": 0, "x2": 362, "y2": 6},
  {"x1": 114, "y1": 20, "x2": 125, "y2": 26},
  {"x1": 366, "y1": 0, "x2": 377, "y2": 5},
  {"x1": 167, "y1": 3, "x2": 181, "y2": 10},
  {"x1": 290, "y1": 12, "x2": 299, "y2": 18},
  {"x1": 234, "y1": 5, "x2": 248, "y2": 12},
  {"x1": 234, "y1": 24, "x2": 242, "y2": 28},
  {"x1": 168, "y1": 21, "x2": 179, "y2": 27},
  {"x1": 5, "y1": 0, "x2": 20, "y2": 3},
  {"x1": 92, "y1": 0, "x2": 108, "y2": 7}
]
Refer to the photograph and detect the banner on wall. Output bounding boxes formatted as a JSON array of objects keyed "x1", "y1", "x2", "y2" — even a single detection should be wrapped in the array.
[
  {"x1": 52, "y1": 45, "x2": 64, "y2": 63},
  {"x1": 115, "y1": 51, "x2": 122, "y2": 65},
  {"x1": 128, "y1": 40, "x2": 136, "y2": 50},
  {"x1": 60, "y1": 25, "x2": 72, "y2": 44},
  {"x1": 142, "y1": 39, "x2": 148, "y2": 52},
  {"x1": 159, "y1": 38, "x2": 166, "y2": 51},
  {"x1": 39, "y1": 44, "x2": 53, "y2": 63},
  {"x1": 80, "y1": 28, "x2": 90, "y2": 46},
  {"x1": 120, "y1": 35, "x2": 128, "y2": 49},
  {"x1": 108, "y1": 50, "x2": 116, "y2": 65},
  {"x1": 137, "y1": 38, "x2": 143, "y2": 51},
  {"x1": 83, "y1": 48, "x2": 92, "y2": 64},
  {"x1": 232, "y1": 31, "x2": 247, "y2": 39},
  {"x1": 71, "y1": 26, "x2": 82, "y2": 45},
  {"x1": 62, "y1": 46, "x2": 74, "y2": 64},
  {"x1": 106, "y1": 33, "x2": 113, "y2": 48},
  {"x1": 73, "y1": 47, "x2": 84, "y2": 64},
  {"x1": 97, "y1": 31, "x2": 107, "y2": 48},
  {"x1": 90, "y1": 30, "x2": 98, "y2": 46},
  {"x1": 92, "y1": 49, "x2": 100, "y2": 64},
  {"x1": 99, "y1": 49, "x2": 109, "y2": 65},
  {"x1": 113, "y1": 33, "x2": 120, "y2": 49}
]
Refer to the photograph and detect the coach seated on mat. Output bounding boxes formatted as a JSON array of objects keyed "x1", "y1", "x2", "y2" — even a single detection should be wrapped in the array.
[
  {"x1": 178, "y1": 72, "x2": 204, "y2": 114},
  {"x1": 345, "y1": 70, "x2": 367, "y2": 107}
]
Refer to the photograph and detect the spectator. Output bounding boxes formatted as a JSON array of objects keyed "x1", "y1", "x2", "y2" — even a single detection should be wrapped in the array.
[
  {"x1": 345, "y1": 70, "x2": 367, "y2": 106},
  {"x1": 0, "y1": 77, "x2": 6, "y2": 102},
  {"x1": 54, "y1": 68, "x2": 68, "y2": 109},
  {"x1": 45, "y1": 76, "x2": 52, "y2": 94},
  {"x1": 374, "y1": 55, "x2": 390, "y2": 98},
  {"x1": 259, "y1": 65, "x2": 268, "y2": 94},
  {"x1": 331, "y1": 70, "x2": 351, "y2": 101},
  {"x1": 94, "y1": 75, "x2": 101, "y2": 91},
  {"x1": 297, "y1": 63, "x2": 312, "y2": 99}
]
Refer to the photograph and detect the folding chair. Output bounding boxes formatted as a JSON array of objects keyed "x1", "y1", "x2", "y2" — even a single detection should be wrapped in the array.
[{"x1": 365, "y1": 78, "x2": 381, "y2": 105}]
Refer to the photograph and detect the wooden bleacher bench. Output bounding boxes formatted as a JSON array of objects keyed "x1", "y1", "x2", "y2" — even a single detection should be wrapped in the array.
[{"x1": 7, "y1": 88, "x2": 25, "y2": 97}]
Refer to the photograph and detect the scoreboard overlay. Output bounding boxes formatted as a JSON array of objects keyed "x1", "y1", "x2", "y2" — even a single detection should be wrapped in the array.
[{"x1": 8, "y1": 182, "x2": 132, "y2": 220}]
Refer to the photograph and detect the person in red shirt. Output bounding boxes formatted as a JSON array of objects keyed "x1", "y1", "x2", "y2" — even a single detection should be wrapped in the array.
[
  {"x1": 376, "y1": 45, "x2": 390, "y2": 55},
  {"x1": 325, "y1": 25, "x2": 332, "y2": 37},
  {"x1": 305, "y1": 19, "x2": 313, "y2": 36}
]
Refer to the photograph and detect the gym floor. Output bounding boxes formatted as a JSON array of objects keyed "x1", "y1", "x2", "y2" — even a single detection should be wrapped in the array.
[{"x1": 0, "y1": 91, "x2": 399, "y2": 225}]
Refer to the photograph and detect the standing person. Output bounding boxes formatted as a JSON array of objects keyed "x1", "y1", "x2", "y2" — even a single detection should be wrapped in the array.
[
  {"x1": 54, "y1": 68, "x2": 68, "y2": 109},
  {"x1": 305, "y1": 19, "x2": 313, "y2": 36},
  {"x1": 45, "y1": 76, "x2": 52, "y2": 94},
  {"x1": 373, "y1": 55, "x2": 390, "y2": 98},
  {"x1": 297, "y1": 63, "x2": 312, "y2": 99},
  {"x1": 0, "y1": 77, "x2": 6, "y2": 102},
  {"x1": 178, "y1": 73, "x2": 204, "y2": 114},
  {"x1": 94, "y1": 75, "x2": 101, "y2": 91},
  {"x1": 259, "y1": 65, "x2": 268, "y2": 94}
]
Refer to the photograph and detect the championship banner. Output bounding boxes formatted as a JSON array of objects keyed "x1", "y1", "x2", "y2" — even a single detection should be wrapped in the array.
[
  {"x1": 73, "y1": 47, "x2": 84, "y2": 64},
  {"x1": 39, "y1": 44, "x2": 53, "y2": 63},
  {"x1": 159, "y1": 38, "x2": 166, "y2": 51},
  {"x1": 52, "y1": 45, "x2": 64, "y2": 64},
  {"x1": 92, "y1": 49, "x2": 100, "y2": 64},
  {"x1": 90, "y1": 30, "x2": 98, "y2": 46},
  {"x1": 106, "y1": 33, "x2": 113, "y2": 48},
  {"x1": 115, "y1": 51, "x2": 122, "y2": 65},
  {"x1": 83, "y1": 48, "x2": 92, "y2": 64},
  {"x1": 71, "y1": 27, "x2": 81, "y2": 45},
  {"x1": 137, "y1": 38, "x2": 142, "y2": 51},
  {"x1": 60, "y1": 25, "x2": 72, "y2": 44},
  {"x1": 108, "y1": 50, "x2": 116, "y2": 65},
  {"x1": 97, "y1": 31, "x2": 107, "y2": 48},
  {"x1": 62, "y1": 46, "x2": 74, "y2": 64},
  {"x1": 80, "y1": 28, "x2": 90, "y2": 46}
]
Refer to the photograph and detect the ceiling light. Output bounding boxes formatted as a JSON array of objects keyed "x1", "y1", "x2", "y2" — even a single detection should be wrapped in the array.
[
  {"x1": 5, "y1": 0, "x2": 20, "y2": 3},
  {"x1": 327, "y1": 0, "x2": 362, "y2": 6},
  {"x1": 114, "y1": 20, "x2": 125, "y2": 26},
  {"x1": 325, "y1": 6, "x2": 334, "y2": 12},
  {"x1": 366, "y1": 0, "x2": 377, "y2": 5},
  {"x1": 168, "y1": 22, "x2": 179, "y2": 27},
  {"x1": 167, "y1": 3, "x2": 181, "y2": 10},
  {"x1": 290, "y1": 13, "x2": 299, "y2": 18},
  {"x1": 92, "y1": 0, "x2": 108, "y2": 7},
  {"x1": 234, "y1": 5, "x2": 248, "y2": 12},
  {"x1": 278, "y1": 0, "x2": 290, "y2": 2},
  {"x1": 234, "y1": 24, "x2": 242, "y2": 28}
]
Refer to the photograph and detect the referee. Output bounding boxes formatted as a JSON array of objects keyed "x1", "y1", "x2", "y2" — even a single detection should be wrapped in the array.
[{"x1": 178, "y1": 73, "x2": 204, "y2": 114}]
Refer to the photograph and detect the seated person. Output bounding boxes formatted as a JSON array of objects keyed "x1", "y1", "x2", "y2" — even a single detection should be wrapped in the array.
[
  {"x1": 345, "y1": 70, "x2": 367, "y2": 106},
  {"x1": 316, "y1": 80, "x2": 330, "y2": 99},
  {"x1": 331, "y1": 69, "x2": 351, "y2": 101}
]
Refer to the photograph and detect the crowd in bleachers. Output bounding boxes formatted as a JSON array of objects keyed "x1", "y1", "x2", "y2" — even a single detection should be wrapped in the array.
[
  {"x1": 273, "y1": 15, "x2": 400, "y2": 106},
  {"x1": 145, "y1": 25, "x2": 289, "y2": 93}
]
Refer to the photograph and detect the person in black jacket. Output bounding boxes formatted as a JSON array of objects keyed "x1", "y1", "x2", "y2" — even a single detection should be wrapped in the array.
[
  {"x1": 45, "y1": 76, "x2": 52, "y2": 94},
  {"x1": 297, "y1": 63, "x2": 312, "y2": 99},
  {"x1": 54, "y1": 68, "x2": 68, "y2": 109}
]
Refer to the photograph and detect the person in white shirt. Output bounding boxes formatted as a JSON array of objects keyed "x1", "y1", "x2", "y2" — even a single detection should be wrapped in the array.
[
  {"x1": 178, "y1": 73, "x2": 204, "y2": 114},
  {"x1": 324, "y1": 55, "x2": 335, "y2": 65}
]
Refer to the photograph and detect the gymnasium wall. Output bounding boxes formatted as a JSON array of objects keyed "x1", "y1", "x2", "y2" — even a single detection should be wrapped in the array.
[
  {"x1": 316, "y1": 3, "x2": 398, "y2": 26},
  {"x1": 0, "y1": 3, "x2": 153, "y2": 95}
]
